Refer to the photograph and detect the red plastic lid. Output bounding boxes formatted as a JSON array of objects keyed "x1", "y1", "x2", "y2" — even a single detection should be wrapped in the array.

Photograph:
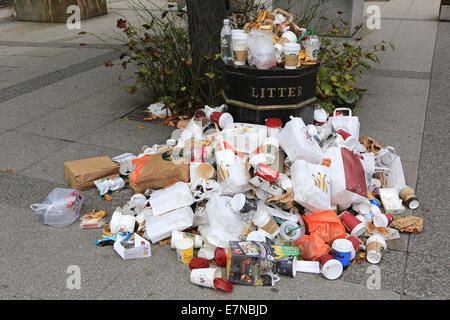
[
  {"x1": 189, "y1": 258, "x2": 210, "y2": 270},
  {"x1": 214, "y1": 278, "x2": 233, "y2": 292},
  {"x1": 265, "y1": 118, "x2": 282, "y2": 128},
  {"x1": 214, "y1": 247, "x2": 228, "y2": 267}
]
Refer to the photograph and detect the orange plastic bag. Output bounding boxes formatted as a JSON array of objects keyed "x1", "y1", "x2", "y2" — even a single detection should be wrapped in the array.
[
  {"x1": 292, "y1": 233, "x2": 330, "y2": 261},
  {"x1": 302, "y1": 210, "x2": 346, "y2": 244}
]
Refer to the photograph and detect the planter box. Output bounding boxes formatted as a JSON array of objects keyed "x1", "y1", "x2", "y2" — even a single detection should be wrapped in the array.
[
  {"x1": 14, "y1": 0, "x2": 107, "y2": 23},
  {"x1": 272, "y1": 0, "x2": 364, "y2": 37},
  {"x1": 223, "y1": 63, "x2": 319, "y2": 125}
]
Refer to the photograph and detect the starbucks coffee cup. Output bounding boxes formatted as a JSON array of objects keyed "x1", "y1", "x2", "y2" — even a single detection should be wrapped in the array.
[
  {"x1": 232, "y1": 32, "x2": 248, "y2": 66},
  {"x1": 284, "y1": 43, "x2": 301, "y2": 69},
  {"x1": 366, "y1": 234, "x2": 387, "y2": 264},
  {"x1": 252, "y1": 206, "x2": 280, "y2": 240},
  {"x1": 304, "y1": 35, "x2": 320, "y2": 62}
]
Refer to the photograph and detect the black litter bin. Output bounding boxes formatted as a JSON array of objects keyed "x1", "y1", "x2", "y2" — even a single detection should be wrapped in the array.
[{"x1": 223, "y1": 63, "x2": 319, "y2": 125}]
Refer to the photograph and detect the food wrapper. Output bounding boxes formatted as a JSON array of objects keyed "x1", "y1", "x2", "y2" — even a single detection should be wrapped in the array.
[
  {"x1": 266, "y1": 188, "x2": 298, "y2": 212},
  {"x1": 390, "y1": 216, "x2": 423, "y2": 233}
]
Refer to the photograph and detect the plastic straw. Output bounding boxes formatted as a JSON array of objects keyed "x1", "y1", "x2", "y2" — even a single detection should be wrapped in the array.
[
  {"x1": 297, "y1": 32, "x2": 310, "y2": 42},
  {"x1": 288, "y1": 225, "x2": 304, "y2": 234},
  {"x1": 311, "y1": 25, "x2": 314, "y2": 37}
]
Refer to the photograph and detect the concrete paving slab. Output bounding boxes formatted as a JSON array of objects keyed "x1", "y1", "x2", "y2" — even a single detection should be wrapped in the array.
[
  {"x1": 18, "y1": 142, "x2": 128, "y2": 185},
  {"x1": 403, "y1": 252, "x2": 450, "y2": 299},
  {"x1": 14, "y1": 107, "x2": 118, "y2": 142},
  {"x1": 0, "y1": 46, "x2": 76, "y2": 57},
  {"x1": 404, "y1": 0, "x2": 441, "y2": 20},
  {"x1": 0, "y1": 131, "x2": 69, "y2": 173},
  {"x1": 340, "y1": 250, "x2": 407, "y2": 294},
  {"x1": 79, "y1": 118, "x2": 174, "y2": 152}
]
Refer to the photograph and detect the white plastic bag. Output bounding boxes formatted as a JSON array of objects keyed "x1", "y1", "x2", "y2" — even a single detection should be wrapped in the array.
[
  {"x1": 385, "y1": 155, "x2": 407, "y2": 192},
  {"x1": 324, "y1": 147, "x2": 368, "y2": 210},
  {"x1": 290, "y1": 160, "x2": 332, "y2": 213},
  {"x1": 30, "y1": 188, "x2": 83, "y2": 227},
  {"x1": 145, "y1": 206, "x2": 194, "y2": 243},
  {"x1": 204, "y1": 194, "x2": 247, "y2": 248},
  {"x1": 247, "y1": 30, "x2": 277, "y2": 69},
  {"x1": 279, "y1": 116, "x2": 324, "y2": 164},
  {"x1": 215, "y1": 138, "x2": 250, "y2": 196},
  {"x1": 329, "y1": 108, "x2": 360, "y2": 142}
]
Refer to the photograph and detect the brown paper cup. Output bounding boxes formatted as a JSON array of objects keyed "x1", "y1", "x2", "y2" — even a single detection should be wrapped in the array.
[
  {"x1": 234, "y1": 50, "x2": 248, "y2": 65},
  {"x1": 285, "y1": 54, "x2": 299, "y2": 68}
]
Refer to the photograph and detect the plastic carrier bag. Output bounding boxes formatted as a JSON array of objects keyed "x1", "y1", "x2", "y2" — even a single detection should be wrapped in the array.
[
  {"x1": 30, "y1": 188, "x2": 83, "y2": 227},
  {"x1": 303, "y1": 210, "x2": 346, "y2": 244}
]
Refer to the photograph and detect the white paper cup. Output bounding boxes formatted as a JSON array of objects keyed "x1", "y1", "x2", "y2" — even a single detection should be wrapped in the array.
[
  {"x1": 110, "y1": 211, "x2": 136, "y2": 234},
  {"x1": 372, "y1": 213, "x2": 389, "y2": 228},
  {"x1": 284, "y1": 42, "x2": 301, "y2": 69},
  {"x1": 175, "y1": 238, "x2": 194, "y2": 264},
  {"x1": 366, "y1": 234, "x2": 387, "y2": 264},
  {"x1": 190, "y1": 268, "x2": 222, "y2": 289},
  {"x1": 278, "y1": 31, "x2": 297, "y2": 46},
  {"x1": 171, "y1": 231, "x2": 203, "y2": 249},
  {"x1": 232, "y1": 32, "x2": 248, "y2": 66}
]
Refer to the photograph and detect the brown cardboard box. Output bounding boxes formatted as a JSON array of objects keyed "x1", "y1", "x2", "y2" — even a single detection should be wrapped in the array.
[{"x1": 64, "y1": 156, "x2": 119, "y2": 191}]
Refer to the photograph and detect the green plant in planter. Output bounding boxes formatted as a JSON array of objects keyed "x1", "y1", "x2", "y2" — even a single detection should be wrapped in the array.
[
  {"x1": 315, "y1": 24, "x2": 394, "y2": 112},
  {"x1": 88, "y1": 0, "x2": 223, "y2": 117}
]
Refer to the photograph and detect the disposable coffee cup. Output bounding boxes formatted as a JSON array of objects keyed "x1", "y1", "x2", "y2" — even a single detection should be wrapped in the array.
[
  {"x1": 175, "y1": 238, "x2": 194, "y2": 264},
  {"x1": 346, "y1": 236, "x2": 360, "y2": 260},
  {"x1": 279, "y1": 221, "x2": 303, "y2": 242},
  {"x1": 314, "y1": 108, "x2": 328, "y2": 126},
  {"x1": 332, "y1": 239, "x2": 353, "y2": 267},
  {"x1": 339, "y1": 211, "x2": 367, "y2": 237},
  {"x1": 336, "y1": 129, "x2": 358, "y2": 150},
  {"x1": 110, "y1": 211, "x2": 136, "y2": 234},
  {"x1": 265, "y1": 118, "x2": 282, "y2": 138},
  {"x1": 319, "y1": 254, "x2": 343, "y2": 280},
  {"x1": 366, "y1": 234, "x2": 387, "y2": 264},
  {"x1": 277, "y1": 31, "x2": 297, "y2": 46},
  {"x1": 231, "y1": 193, "x2": 258, "y2": 214},
  {"x1": 284, "y1": 43, "x2": 301, "y2": 69},
  {"x1": 232, "y1": 32, "x2": 248, "y2": 66},
  {"x1": 304, "y1": 35, "x2": 320, "y2": 62},
  {"x1": 190, "y1": 268, "x2": 222, "y2": 289},
  {"x1": 252, "y1": 207, "x2": 280, "y2": 240},
  {"x1": 275, "y1": 256, "x2": 297, "y2": 278},
  {"x1": 399, "y1": 186, "x2": 419, "y2": 209},
  {"x1": 171, "y1": 231, "x2": 203, "y2": 249},
  {"x1": 195, "y1": 162, "x2": 215, "y2": 179},
  {"x1": 210, "y1": 112, "x2": 234, "y2": 129},
  {"x1": 373, "y1": 213, "x2": 389, "y2": 228}
]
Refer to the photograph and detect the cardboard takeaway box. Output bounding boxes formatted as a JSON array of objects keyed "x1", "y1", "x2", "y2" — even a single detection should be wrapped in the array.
[{"x1": 64, "y1": 156, "x2": 119, "y2": 191}]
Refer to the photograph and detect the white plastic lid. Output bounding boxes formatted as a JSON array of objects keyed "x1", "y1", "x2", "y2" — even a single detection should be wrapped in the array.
[
  {"x1": 314, "y1": 108, "x2": 328, "y2": 122},
  {"x1": 322, "y1": 259, "x2": 343, "y2": 280},
  {"x1": 224, "y1": 19, "x2": 230, "y2": 24},
  {"x1": 284, "y1": 42, "x2": 301, "y2": 51},
  {"x1": 219, "y1": 113, "x2": 234, "y2": 129},
  {"x1": 233, "y1": 32, "x2": 248, "y2": 39},
  {"x1": 372, "y1": 214, "x2": 388, "y2": 228},
  {"x1": 332, "y1": 239, "x2": 353, "y2": 253},
  {"x1": 408, "y1": 199, "x2": 420, "y2": 210},
  {"x1": 281, "y1": 31, "x2": 297, "y2": 43},
  {"x1": 350, "y1": 222, "x2": 367, "y2": 237},
  {"x1": 366, "y1": 251, "x2": 382, "y2": 264},
  {"x1": 231, "y1": 193, "x2": 246, "y2": 212}
]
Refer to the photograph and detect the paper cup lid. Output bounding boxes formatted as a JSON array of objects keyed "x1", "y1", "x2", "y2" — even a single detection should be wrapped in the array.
[
  {"x1": 219, "y1": 113, "x2": 234, "y2": 129},
  {"x1": 322, "y1": 259, "x2": 343, "y2": 280},
  {"x1": 166, "y1": 139, "x2": 177, "y2": 146},
  {"x1": 231, "y1": 193, "x2": 246, "y2": 212},
  {"x1": 284, "y1": 42, "x2": 301, "y2": 51},
  {"x1": 407, "y1": 198, "x2": 420, "y2": 210},
  {"x1": 281, "y1": 31, "x2": 297, "y2": 42},
  {"x1": 373, "y1": 214, "x2": 388, "y2": 228},
  {"x1": 332, "y1": 239, "x2": 353, "y2": 252},
  {"x1": 189, "y1": 258, "x2": 210, "y2": 270},
  {"x1": 350, "y1": 222, "x2": 367, "y2": 237},
  {"x1": 214, "y1": 278, "x2": 233, "y2": 292},
  {"x1": 265, "y1": 118, "x2": 282, "y2": 128},
  {"x1": 314, "y1": 108, "x2": 328, "y2": 122}
]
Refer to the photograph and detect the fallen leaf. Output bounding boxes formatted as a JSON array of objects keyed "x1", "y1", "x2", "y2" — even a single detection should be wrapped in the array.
[
  {"x1": 6, "y1": 169, "x2": 13, "y2": 173},
  {"x1": 104, "y1": 194, "x2": 113, "y2": 201},
  {"x1": 123, "y1": 116, "x2": 129, "y2": 120},
  {"x1": 138, "y1": 125, "x2": 146, "y2": 129}
]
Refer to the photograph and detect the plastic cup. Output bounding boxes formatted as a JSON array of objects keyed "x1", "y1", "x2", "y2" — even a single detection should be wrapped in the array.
[
  {"x1": 232, "y1": 32, "x2": 248, "y2": 66},
  {"x1": 339, "y1": 211, "x2": 367, "y2": 237},
  {"x1": 284, "y1": 42, "x2": 301, "y2": 69},
  {"x1": 263, "y1": 137, "x2": 279, "y2": 165},
  {"x1": 210, "y1": 112, "x2": 234, "y2": 129},
  {"x1": 314, "y1": 108, "x2": 328, "y2": 126},
  {"x1": 304, "y1": 35, "x2": 320, "y2": 62},
  {"x1": 171, "y1": 231, "x2": 203, "y2": 249},
  {"x1": 265, "y1": 118, "x2": 283, "y2": 138},
  {"x1": 190, "y1": 268, "x2": 222, "y2": 289},
  {"x1": 319, "y1": 254, "x2": 343, "y2": 280},
  {"x1": 175, "y1": 238, "x2": 194, "y2": 264},
  {"x1": 366, "y1": 234, "x2": 387, "y2": 264},
  {"x1": 332, "y1": 238, "x2": 353, "y2": 267},
  {"x1": 279, "y1": 221, "x2": 304, "y2": 242}
]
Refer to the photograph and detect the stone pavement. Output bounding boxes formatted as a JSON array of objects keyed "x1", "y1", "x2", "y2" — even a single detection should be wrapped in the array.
[{"x1": 0, "y1": 0, "x2": 448, "y2": 300}]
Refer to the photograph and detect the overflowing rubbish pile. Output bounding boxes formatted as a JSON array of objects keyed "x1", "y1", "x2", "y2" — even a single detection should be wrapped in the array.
[
  {"x1": 28, "y1": 6, "x2": 423, "y2": 293},
  {"x1": 221, "y1": 6, "x2": 320, "y2": 69},
  {"x1": 30, "y1": 103, "x2": 423, "y2": 292}
]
